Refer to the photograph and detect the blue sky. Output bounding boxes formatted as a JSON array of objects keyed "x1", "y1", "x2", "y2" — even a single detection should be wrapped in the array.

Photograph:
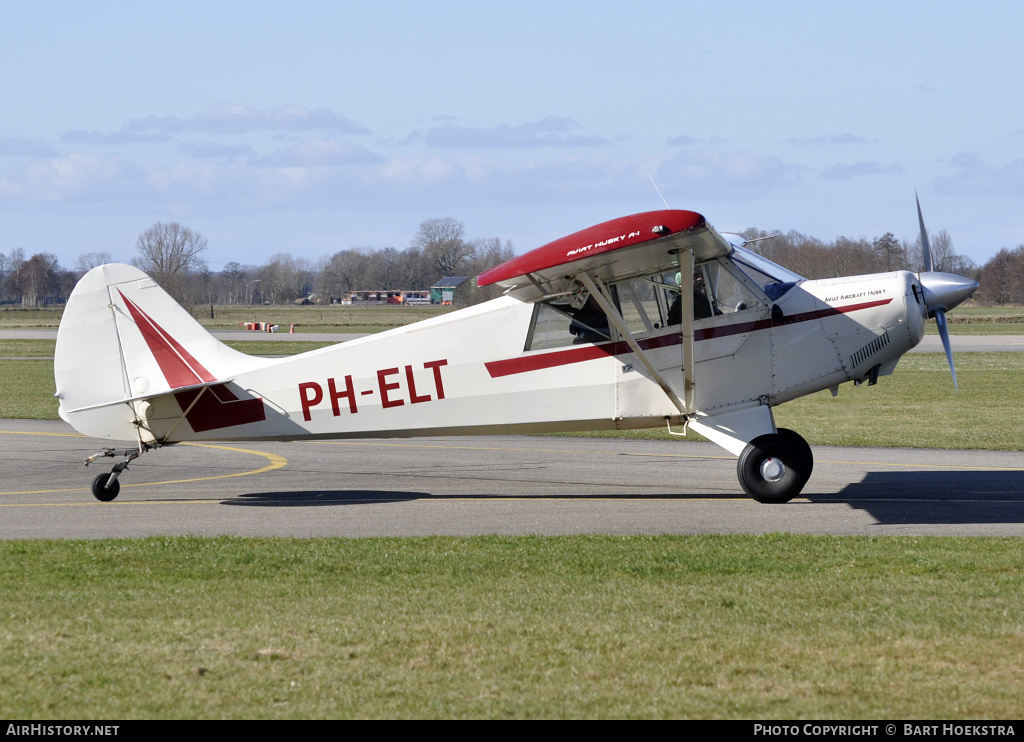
[{"x1": 2, "y1": 1, "x2": 1022, "y2": 270}]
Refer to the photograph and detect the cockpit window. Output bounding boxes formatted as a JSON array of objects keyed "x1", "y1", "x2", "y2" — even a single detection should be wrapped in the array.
[
  {"x1": 613, "y1": 278, "x2": 666, "y2": 335},
  {"x1": 700, "y1": 262, "x2": 762, "y2": 315},
  {"x1": 525, "y1": 293, "x2": 612, "y2": 351},
  {"x1": 523, "y1": 253, "x2": 776, "y2": 351}
]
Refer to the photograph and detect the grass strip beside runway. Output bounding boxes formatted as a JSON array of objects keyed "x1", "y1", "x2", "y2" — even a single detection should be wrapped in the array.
[{"x1": 2, "y1": 534, "x2": 1022, "y2": 719}]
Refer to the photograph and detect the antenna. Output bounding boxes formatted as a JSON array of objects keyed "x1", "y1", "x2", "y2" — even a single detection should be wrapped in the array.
[
  {"x1": 722, "y1": 232, "x2": 777, "y2": 246},
  {"x1": 648, "y1": 175, "x2": 671, "y2": 210}
]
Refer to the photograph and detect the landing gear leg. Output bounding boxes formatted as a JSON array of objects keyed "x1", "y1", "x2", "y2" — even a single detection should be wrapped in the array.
[
  {"x1": 84, "y1": 444, "x2": 154, "y2": 502},
  {"x1": 736, "y1": 428, "x2": 813, "y2": 504}
]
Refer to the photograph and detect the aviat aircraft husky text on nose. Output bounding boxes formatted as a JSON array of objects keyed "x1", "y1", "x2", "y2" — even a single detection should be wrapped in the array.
[{"x1": 55, "y1": 198, "x2": 978, "y2": 503}]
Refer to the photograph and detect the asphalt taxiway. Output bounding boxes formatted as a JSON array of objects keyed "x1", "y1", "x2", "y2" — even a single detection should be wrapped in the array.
[{"x1": 2, "y1": 419, "x2": 1022, "y2": 539}]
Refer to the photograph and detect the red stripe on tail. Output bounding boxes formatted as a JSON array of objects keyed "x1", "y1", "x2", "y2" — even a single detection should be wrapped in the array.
[{"x1": 118, "y1": 290, "x2": 217, "y2": 388}]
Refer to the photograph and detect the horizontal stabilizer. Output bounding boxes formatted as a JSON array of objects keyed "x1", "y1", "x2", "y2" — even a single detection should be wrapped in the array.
[{"x1": 61, "y1": 377, "x2": 236, "y2": 414}]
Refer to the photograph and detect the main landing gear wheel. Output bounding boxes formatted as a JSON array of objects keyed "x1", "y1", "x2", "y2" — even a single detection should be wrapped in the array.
[
  {"x1": 91, "y1": 473, "x2": 121, "y2": 502},
  {"x1": 737, "y1": 428, "x2": 813, "y2": 504}
]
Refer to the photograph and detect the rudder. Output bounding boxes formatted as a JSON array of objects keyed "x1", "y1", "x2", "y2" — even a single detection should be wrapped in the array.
[{"x1": 55, "y1": 264, "x2": 265, "y2": 441}]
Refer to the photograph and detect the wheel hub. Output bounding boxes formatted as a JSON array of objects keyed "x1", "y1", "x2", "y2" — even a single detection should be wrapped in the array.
[{"x1": 760, "y1": 456, "x2": 785, "y2": 482}]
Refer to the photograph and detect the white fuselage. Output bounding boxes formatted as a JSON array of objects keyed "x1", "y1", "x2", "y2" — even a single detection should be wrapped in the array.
[{"x1": 129, "y1": 269, "x2": 923, "y2": 446}]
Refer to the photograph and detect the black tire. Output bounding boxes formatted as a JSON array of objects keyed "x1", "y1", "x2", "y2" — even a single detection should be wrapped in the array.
[
  {"x1": 91, "y1": 473, "x2": 120, "y2": 502},
  {"x1": 737, "y1": 431, "x2": 813, "y2": 504},
  {"x1": 777, "y1": 428, "x2": 813, "y2": 481}
]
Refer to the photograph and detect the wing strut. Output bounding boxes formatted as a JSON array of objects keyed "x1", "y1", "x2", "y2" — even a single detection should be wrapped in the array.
[
  {"x1": 577, "y1": 271, "x2": 692, "y2": 414},
  {"x1": 679, "y1": 249, "x2": 696, "y2": 413}
]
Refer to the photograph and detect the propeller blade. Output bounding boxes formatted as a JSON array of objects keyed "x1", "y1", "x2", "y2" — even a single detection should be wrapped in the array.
[
  {"x1": 934, "y1": 308, "x2": 958, "y2": 392},
  {"x1": 915, "y1": 193, "x2": 976, "y2": 391},
  {"x1": 916, "y1": 192, "x2": 933, "y2": 273}
]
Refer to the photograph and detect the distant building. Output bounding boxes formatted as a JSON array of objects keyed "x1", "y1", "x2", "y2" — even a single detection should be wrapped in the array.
[
  {"x1": 335, "y1": 290, "x2": 431, "y2": 305},
  {"x1": 430, "y1": 276, "x2": 470, "y2": 305}
]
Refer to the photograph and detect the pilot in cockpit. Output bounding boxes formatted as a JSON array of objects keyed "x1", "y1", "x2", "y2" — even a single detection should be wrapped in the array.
[
  {"x1": 667, "y1": 269, "x2": 716, "y2": 325},
  {"x1": 567, "y1": 295, "x2": 610, "y2": 344}
]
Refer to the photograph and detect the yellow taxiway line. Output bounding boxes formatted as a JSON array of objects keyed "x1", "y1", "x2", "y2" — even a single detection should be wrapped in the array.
[{"x1": 0, "y1": 433, "x2": 287, "y2": 496}]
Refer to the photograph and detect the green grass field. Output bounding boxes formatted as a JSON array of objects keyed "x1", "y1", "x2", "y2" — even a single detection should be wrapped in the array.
[{"x1": 2, "y1": 535, "x2": 1023, "y2": 719}]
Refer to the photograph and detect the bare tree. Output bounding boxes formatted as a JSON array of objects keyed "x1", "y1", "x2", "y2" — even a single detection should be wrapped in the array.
[
  {"x1": 0, "y1": 251, "x2": 10, "y2": 302},
  {"x1": 135, "y1": 222, "x2": 208, "y2": 275},
  {"x1": 19, "y1": 253, "x2": 60, "y2": 306},
  {"x1": 292, "y1": 257, "x2": 316, "y2": 300},
  {"x1": 411, "y1": 217, "x2": 474, "y2": 277},
  {"x1": 977, "y1": 245, "x2": 1024, "y2": 305},
  {"x1": 3, "y1": 248, "x2": 25, "y2": 304},
  {"x1": 75, "y1": 251, "x2": 114, "y2": 276},
  {"x1": 395, "y1": 246, "x2": 434, "y2": 290},
  {"x1": 929, "y1": 229, "x2": 955, "y2": 272},
  {"x1": 872, "y1": 232, "x2": 904, "y2": 272},
  {"x1": 465, "y1": 237, "x2": 516, "y2": 304},
  {"x1": 258, "y1": 254, "x2": 295, "y2": 304},
  {"x1": 134, "y1": 222, "x2": 208, "y2": 305},
  {"x1": 215, "y1": 262, "x2": 250, "y2": 305}
]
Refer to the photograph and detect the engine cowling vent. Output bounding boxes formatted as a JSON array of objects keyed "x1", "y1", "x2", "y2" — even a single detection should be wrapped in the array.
[{"x1": 850, "y1": 332, "x2": 891, "y2": 369}]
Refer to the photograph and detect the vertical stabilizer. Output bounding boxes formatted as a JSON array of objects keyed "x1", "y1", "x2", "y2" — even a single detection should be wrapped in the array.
[{"x1": 54, "y1": 264, "x2": 267, "y2": 440}]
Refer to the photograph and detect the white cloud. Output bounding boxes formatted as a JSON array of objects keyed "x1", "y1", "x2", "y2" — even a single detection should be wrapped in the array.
[
  {"x1": 178, "y1": 142, "x2": 256, "y2": 159},
  {"x1": 252, "y1": 139, "x2": 384, "y2": 168},
  {"x1": 2, "y1": 113, "x2": 801, "y2": 224},
  {"x1": 821, "y1": 161, "x2": 903, "y2": 180},
  {"x1": 934, "y1": 153, "x2": 1024, "y2": 195},
  {"x1": 787, "y1": 134, "x2": 876, "y2": 145},
  {"x1": 666, "y1": 135, "x2": 698, "y2": 147},
  {"x1": 0, "y1": 154, "x2": 144, "y2": 206},
  {"x1": 0, "y1": 138, "x2": 58, "y2": 157},
  {"x1": 61, "y1": 130, "x2": 172, "y2": 145},
  {"x1": 655, "y1": 149, "x2": 797, "y2": 199},
  {"x1": 127, "y1": 104, "x2": 369, "y2": 136},
  {"x1": 414, "y1": 117, "x2": 610, "y2": 148}
]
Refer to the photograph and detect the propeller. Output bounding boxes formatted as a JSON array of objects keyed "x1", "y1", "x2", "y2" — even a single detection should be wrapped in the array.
[{"x1": 915, "y1": 193, "x2": 978, "y2": 391}]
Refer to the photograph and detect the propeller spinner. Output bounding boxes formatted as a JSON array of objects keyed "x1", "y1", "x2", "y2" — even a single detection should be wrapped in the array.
[{"x1": 915, "y1": 194, "x2": 979, "y2": 390}]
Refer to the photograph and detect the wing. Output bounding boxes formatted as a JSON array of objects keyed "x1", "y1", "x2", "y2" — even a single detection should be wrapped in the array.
[
  {"x1": 476, "y1": 209, "x2": 731, "y2": 297},
  {"x1": 477, "y1": 210, "x2": 731, "y2": 415}
]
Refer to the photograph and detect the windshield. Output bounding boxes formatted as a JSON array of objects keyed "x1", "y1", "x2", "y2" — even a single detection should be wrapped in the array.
[
  {"x1": 730, "y1": 245, "x2": 803, "y2": 300},
  {"x1": 731, "y1": 245, "x2": 803, "y2": 283}
]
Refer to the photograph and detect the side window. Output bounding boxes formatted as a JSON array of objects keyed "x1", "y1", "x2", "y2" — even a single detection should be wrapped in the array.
[
  {"x1": 525, "y1": 294, "x2": 611, "y2": 351},
  {"x1": 666, "y1": 264, "x2": 763, "y2": 325},
  {"x1": 703, "y1": 262, "x2": 763, "y2": 315},
  {"x1": 521, "y1": 261, "x2": 766, "y2": 351},
  {"x1": 613, "y1": 277, "x2": 666, "y2": 335}
]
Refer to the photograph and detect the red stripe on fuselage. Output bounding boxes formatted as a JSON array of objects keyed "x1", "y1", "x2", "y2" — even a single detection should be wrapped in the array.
[{"x1": 485, "y1": 298, "x2": 892, "y2": 378}]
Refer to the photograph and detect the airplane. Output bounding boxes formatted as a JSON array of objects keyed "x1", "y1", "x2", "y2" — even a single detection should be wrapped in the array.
[{"x1": 54, "y1": 197, "x2": 978, "y2": 504}]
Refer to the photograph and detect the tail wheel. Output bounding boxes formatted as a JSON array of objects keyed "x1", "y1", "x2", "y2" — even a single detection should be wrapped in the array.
[
  {"x1": 91, "y1": 473, "x2": 120, "y2": 502},
  {"x1": 737, "y1": 430, "x2": 813, "y2": 504}
]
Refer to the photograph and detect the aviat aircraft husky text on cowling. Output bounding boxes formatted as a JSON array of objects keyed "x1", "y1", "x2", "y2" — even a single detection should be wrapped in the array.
[{"x1": 55, "y1": 198, "x2": 978, "y2": 503}]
